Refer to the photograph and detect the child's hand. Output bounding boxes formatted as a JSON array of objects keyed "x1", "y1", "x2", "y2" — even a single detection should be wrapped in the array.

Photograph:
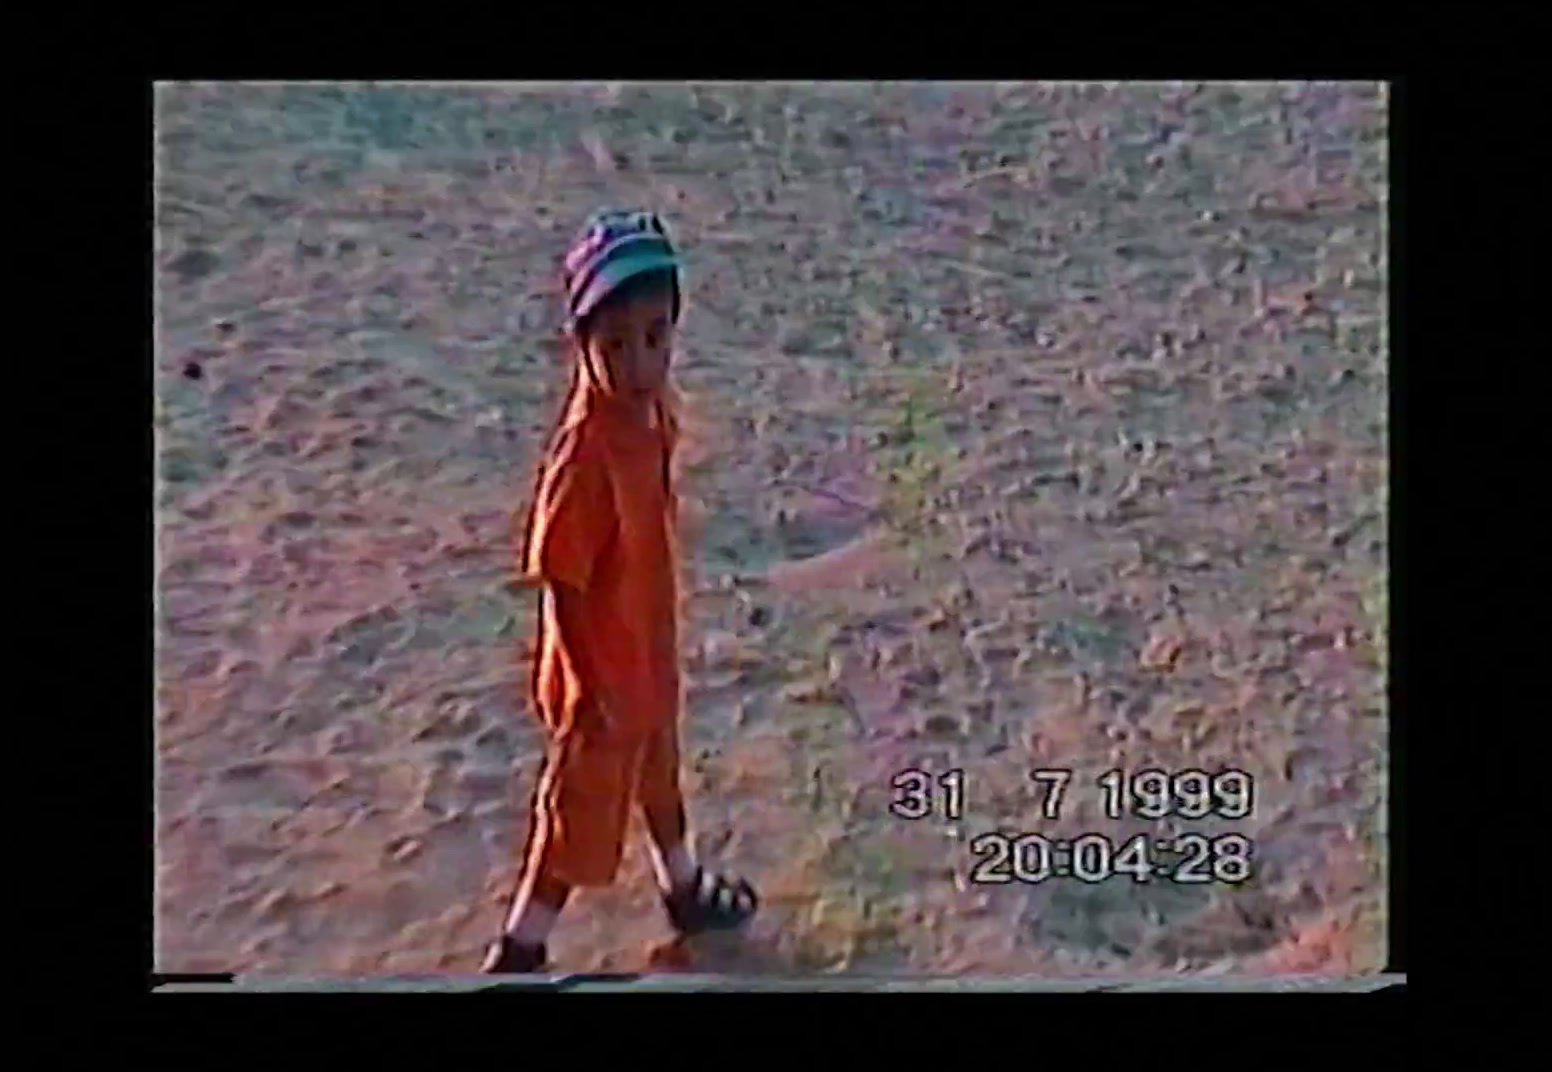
[
  {"x1": 676, "y1": 495, "x2": 706, "y2": 545},
  {"x1": 504, "y1": 573, "x2": 544, "y2": 596}
]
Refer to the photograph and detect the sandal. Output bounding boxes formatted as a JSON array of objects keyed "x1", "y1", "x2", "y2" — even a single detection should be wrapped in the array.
[
  {"x1": 663, "y1": 866, "x2": 760, "y2": 936},
  {"x1": 480, "y1": 936, "x2": 548, "y2": 974}
]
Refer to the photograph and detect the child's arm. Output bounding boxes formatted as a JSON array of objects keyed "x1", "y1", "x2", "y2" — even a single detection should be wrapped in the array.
[
  {"x1": 521, "y1": 429, "x2": 612, "y2": 590},
  {"x1": 546, "y1": 578, "x2": 619, "y2": 724},
  {"x1": 519, "y1": 430, "x2": 617, "y2": 711},
  {"x1": 676, "y1": 493, "x2": 706, "y2": 548}
]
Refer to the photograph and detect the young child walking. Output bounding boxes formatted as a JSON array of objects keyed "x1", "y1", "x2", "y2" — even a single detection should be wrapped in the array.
[{"x1": 481, "y1": 209, "x2": 759, "y2": 973}]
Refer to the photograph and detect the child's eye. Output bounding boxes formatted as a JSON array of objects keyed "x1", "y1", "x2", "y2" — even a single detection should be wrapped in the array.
[{"x1": 645, "y1": 331, "x2": 661, "y2": 349}]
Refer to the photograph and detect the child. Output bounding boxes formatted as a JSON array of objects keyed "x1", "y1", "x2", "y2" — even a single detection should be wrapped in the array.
[{"x1": 481, "y1": 209, "x2": 759, "y2": 973}]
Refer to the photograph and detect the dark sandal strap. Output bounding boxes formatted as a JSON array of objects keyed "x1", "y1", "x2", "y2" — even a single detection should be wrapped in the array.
[
  {"x1": 482, "y1": 936, "x2": 547, "y2": 973},
  {"x1": 690, "y1": 867, "x2": 757, "y2": 916}
]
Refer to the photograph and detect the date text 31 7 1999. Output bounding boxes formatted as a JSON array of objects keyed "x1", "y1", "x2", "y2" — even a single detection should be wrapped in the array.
[{"x1": 889, "y1": 767, "x2": 1256, "y2": 823}]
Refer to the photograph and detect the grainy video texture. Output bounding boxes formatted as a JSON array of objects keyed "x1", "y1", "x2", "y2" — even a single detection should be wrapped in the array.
[{"x1": 154, "y1": 81, "x2": 1387, "y2": 978}]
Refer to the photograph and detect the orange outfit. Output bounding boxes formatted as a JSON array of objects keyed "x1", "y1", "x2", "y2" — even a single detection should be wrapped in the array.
[{"x1": 515, "y1": 386, "x2": 688, "y2": 888}]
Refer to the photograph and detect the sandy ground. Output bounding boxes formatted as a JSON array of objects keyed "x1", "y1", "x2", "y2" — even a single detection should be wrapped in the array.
[{"x1": 153, "y1": 82, "x2": 1388, "y2": 977}]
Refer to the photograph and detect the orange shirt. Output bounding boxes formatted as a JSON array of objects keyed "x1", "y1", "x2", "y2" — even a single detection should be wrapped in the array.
[{"x1": 520, "y1": 388, "x2": 682, "y2": 736}]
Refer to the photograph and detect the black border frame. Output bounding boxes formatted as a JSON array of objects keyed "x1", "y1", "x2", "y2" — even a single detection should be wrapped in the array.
[{"x1": 72, "y1": 19, "x2": 1525, "y2": 1054}]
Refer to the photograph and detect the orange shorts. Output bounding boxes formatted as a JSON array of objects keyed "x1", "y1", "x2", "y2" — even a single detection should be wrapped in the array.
[{"x1": 519, "y1": 710, "x2": 686, "y2": 889}]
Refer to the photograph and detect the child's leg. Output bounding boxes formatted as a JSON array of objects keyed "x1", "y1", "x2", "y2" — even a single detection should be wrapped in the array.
[
  {"x1": 634, "y1": 724, "x2": 697, "y2": 892},
  {"x1": 484, "y1": 730, "x2": 637, "y2": 971},
  {"x1": 636, "y1": 722, "x2": 759, "y2": 933},
  {"x1": 486, "y1": 870, "x2": 570, "y2": 973},
  {"x1": 500, "y1": 749, "x2": 575, "y2": 945}
]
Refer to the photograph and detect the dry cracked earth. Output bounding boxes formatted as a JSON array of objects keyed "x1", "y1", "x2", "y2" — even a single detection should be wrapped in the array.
[{"x1": 154, "y1": 81, "x2": 1388, "y2": 978}]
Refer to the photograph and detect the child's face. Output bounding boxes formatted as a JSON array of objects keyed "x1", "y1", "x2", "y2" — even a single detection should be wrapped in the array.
[{"x1": 581, "y1": 288, "x2": 676, "y2": 399}]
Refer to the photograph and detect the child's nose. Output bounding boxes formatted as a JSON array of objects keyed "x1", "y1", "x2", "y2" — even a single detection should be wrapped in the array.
[{"x1": 628, "y1": 337, "x2": 659, "y2": 369}]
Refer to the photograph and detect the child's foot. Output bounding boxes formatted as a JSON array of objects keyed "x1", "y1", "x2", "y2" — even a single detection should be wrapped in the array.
[
  {"x1": 479, "y1": 935, "x2": 548, "y2": 974},
  {"x1": 663, "y1": 866, "x2": 759, "y2": 936}
]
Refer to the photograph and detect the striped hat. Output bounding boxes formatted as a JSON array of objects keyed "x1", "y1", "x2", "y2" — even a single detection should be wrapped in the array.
[{"x1": 562, "y1": 209, "x2": 682, "y2": 331}]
